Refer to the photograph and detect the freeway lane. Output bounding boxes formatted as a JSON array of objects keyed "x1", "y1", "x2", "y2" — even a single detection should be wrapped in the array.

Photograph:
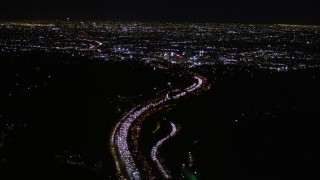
[
  {"x1": 151, "y1": 122, "x2": 178, "y2": 179},
  {"x1": 111, "y1": 75, "x2": 205, "y2": 180}
]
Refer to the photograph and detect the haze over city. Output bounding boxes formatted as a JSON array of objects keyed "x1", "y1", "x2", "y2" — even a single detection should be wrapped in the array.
[{"x1": 2, "y1": 0, "x2": 320, "y2": 24}]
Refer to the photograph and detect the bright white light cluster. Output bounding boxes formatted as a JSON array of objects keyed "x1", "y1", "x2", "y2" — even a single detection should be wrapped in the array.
[
  {"x1": 151, "y1": 122, "x2": 178, "y2": 179},
  {"x1": 112, "y1": 76, "x2": 204, "y2": 180}
]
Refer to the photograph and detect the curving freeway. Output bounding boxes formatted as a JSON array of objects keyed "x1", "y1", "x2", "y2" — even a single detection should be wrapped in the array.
[
  {"x1": 151, "y1": 122, "x2": 178, "y2": 179},
  {"x1": 110, "y1": 75, "x2": 204, "y2": 180}
]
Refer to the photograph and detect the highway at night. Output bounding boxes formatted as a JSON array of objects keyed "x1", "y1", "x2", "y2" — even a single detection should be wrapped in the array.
[
  {"x1": 110, "y1": 75, "x2": 205, "y2": 180},
  {"x1": 150, "y1": 121, "x2": 178, "y2": 179}
]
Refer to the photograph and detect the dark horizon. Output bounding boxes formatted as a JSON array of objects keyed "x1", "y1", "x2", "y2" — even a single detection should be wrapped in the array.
[
  {"x1": 1, "y1": 0, "x2": 319, "y2": 25},
  {"x1": 1, "y1": 18, "x2": 320, "y2": 27}
]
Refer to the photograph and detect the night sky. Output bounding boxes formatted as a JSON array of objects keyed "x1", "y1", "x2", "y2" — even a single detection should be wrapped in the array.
[{"x1": 1, "y1": 0, "x2": 319, "y2": 24}]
